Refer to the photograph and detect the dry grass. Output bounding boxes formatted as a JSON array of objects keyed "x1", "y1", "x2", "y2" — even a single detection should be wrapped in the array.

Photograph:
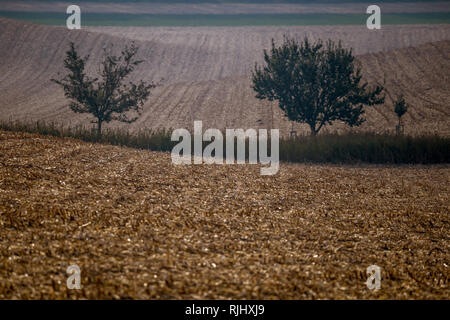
[{"x1": 0, "y1": 130, "x2": 448, "y2": 299}]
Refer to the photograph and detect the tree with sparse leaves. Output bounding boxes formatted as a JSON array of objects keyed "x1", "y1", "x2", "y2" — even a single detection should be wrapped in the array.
[
  {"x1": 52, "y1": 42, "x2": 156, "y2": 136},
  {"x1": 394, "y1": 94, "x2": 408, "y2": 132},
  {"x1": 252, "y1": 37, "x2": 385, "y2": 136}
]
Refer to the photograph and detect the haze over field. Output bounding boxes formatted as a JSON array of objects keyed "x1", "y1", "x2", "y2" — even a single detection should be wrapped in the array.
[{"x1": 1, "y1": 0, "x2": 449, "y2": 14}]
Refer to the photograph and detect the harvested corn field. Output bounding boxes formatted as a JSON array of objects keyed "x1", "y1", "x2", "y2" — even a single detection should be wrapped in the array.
[{"x1": 0, "y1": 131, "x2": 448, "y2": 299}]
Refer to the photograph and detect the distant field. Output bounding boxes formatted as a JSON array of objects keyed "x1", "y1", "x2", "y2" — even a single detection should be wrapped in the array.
[
  {"x1": 1, "y1": 1, "x2": 450, "y2": 15},
  {"x1": 1, "y1": 17, "x2": 449, "y2": 136},
  {"x1": 1, "y1": 11, "x2": 449, "y2": 26}
]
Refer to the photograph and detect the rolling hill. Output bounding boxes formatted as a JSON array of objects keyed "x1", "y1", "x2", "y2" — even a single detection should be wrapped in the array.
[{"x1": 0, "y1": 17, "x2": 449, "y2": 136}]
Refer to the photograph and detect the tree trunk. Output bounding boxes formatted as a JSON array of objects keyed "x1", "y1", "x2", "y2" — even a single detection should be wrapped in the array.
[
  {"x1": 97, "y1": 120, "x2": 102, "y2": 137},
  {"x1": 396, "y1": 116, "x2": 403, "y2": 135},
  {"x1": 309, "y1": 124, "x2": 317, "y2": 136}
]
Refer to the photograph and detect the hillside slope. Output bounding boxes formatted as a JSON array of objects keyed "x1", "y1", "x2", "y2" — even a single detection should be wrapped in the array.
[{"x1": 0, "y1": 17, "x2": 449, "y2": 135}]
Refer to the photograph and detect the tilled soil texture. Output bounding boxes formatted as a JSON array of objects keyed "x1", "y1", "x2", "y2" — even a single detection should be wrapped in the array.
[
  {"x1": 0, "y1": 18, "x2": 449, "y2": 136},
  {"x1": 0, "y1": 130, "x2": 448, "y2": 299}
]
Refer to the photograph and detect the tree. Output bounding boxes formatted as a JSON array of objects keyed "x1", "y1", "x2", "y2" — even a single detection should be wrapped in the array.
[
  {"x1": 393, "y1": 94, "x2": 408, "y2": 134},
  {"x1": 252, "y1": 37, "x2": 385, "y2": 136},
  {"x1": 52, "y1": 42, "x2": 156, "y2": 136}
]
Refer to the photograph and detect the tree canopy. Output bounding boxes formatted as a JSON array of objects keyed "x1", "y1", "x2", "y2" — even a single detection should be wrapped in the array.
[
  {"x1": 252, "y1": 37, "x2": 385, "y2": 135},
  {"x1": 52, "y1": 42, "x2": 156, "y2": 135}
]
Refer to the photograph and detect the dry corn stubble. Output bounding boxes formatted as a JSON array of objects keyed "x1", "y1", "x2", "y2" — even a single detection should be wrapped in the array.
[{"x1": 0, "y1": 130, "x2": 449, "y2": 299}]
